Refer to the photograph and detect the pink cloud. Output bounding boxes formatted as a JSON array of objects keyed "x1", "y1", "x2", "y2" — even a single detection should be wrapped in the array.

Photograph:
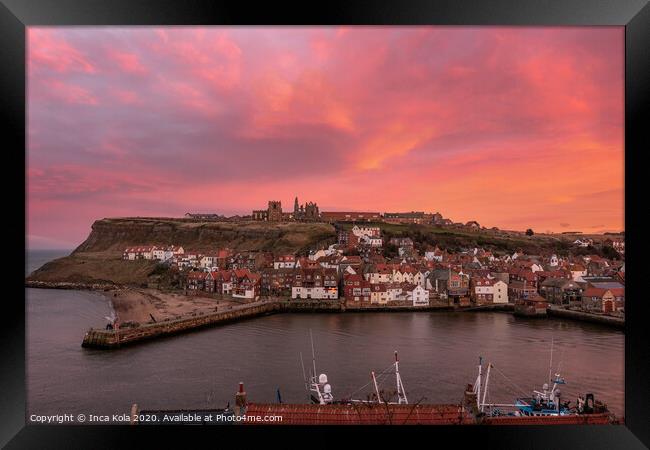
[
  {"x1": 111, "y1": 89, "x2": 141, "y2": 105},
  {"x1": 41, "y1": 80, "x2": 98, "y2": 105},
  {"x1": 28, "y1": 28, "x2": 96, "y2": 74},
  {"x1": 107, "y1": 49, "x2": 147, "y2": 74},
  {"x1": 27, "y1": 27, "x2": 625, "y2": 247}
]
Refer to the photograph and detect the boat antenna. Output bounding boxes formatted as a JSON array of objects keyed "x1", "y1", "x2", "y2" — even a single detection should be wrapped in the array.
[
  {"x1": 477, "y1": 356, "x2": 482, "y2": 411},
  {"x1": 548, "y1": 337, "x2": 554, "y2": 385},
  {"x1": 556, "y1": 346, "x2": 566, "y2": 376},
  {"x1": 310, "y1": 329, "x2": 317, "y2": 379}
]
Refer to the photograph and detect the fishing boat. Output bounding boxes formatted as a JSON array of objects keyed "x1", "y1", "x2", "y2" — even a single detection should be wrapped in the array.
[
  {"x1": 468, "y1": 353, "x2": 614, "y2": 424},
  {"x1": 345, "y1": 351, "x2": 409, "y2": 405},
  {"x1": 299, "y1": 330, "x2": 407, "y2": 406},
  {"x1": 131, "y1": 335, "x2": 616, "y2": 425},
  {"x1": 299, "y1": 330, "x2": 334, "y2": 405}
]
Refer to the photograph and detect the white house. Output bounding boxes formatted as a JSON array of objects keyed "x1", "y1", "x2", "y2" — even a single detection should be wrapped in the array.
[
  {"x1": 472, "y1": 278, "x2": 508, "y2": 304},
  {"x1": 169, "y1": 245, "x2": 184, "y2": 255},
  {"x1": 360, "y1": 235, "x2": 383, "y2": 247},
  {"x1": 351, "y1": 225, "x2": 381, "y2": 238},
  {"x1": 392, "y1": 270, "x2": 406, "y2": 283},
  {"x1": 291, "y1": 286, "x2": 338, "y2": 300},
  {"x1": 231, "y1": 273, "x2": 261, "y2": 301},
  {"x1": 274, "y1": 255, "x2": 296, "y2": 269},
  {"x1": 318, "y1": 255, "x2": 341, "y2": 272},
  {"x1": 413, "y1": 271, "x2": 427, "y2": 287},
  {"x1": 310, "y1": 249, "x2": 329, "y2": 261},
  {"x1": 143, "y1": 247, "x2": 154, "y2": 260},
  {"x1": 200, "y1": 255, "x2": 219, "y2": 268},
  {"x1": 492, "y1": 280, "x2": 508, "y2": 303},
  {"x1": 123, "y1": 248, "x2": 137, "y2": 260},
  {"x1": 386, "y1": 284, "x2": 404, "y2": 301},
  {"x1": 222, "y1": 279, "x2": 233, "y2": 295},
  {"x1": 410, "y1": 285, "x2": 430, "y2": 306},
  {"x1": 573, "y1": 239, "x2": 589, "y2": 247},
  {"x1": 370, "y1": 284, "x2": 390, "y2": 304},
  {"x1": 365, "y1": 265, "x2": 392, "y2": 284},
  {"x1": 123, "y1": 246, "x2": 154, "y2": 260},
  {"x1": 152, "y1": 247, "x2": 167, "y2": 261},
  {"x1": 530, "y1": 263, "x2": 544, "y2": 273},
  {"x1": 473, "y1": 278, "x2": 493, "y2": 304},
  {"x1": 292, "y1": 269, "x2": 338, "y2": 300},
  {"x1": 425, "y1": 249, "x2": 444, "y2": 262}
]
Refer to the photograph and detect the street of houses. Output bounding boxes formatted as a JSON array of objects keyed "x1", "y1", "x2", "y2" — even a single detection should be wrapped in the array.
[{"x1": 122, "y1": 224, "x2": 625, "y2": 315}]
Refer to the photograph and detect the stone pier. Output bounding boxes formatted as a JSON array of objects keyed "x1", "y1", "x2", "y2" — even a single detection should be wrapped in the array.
[{"x1": 82, "y1": 301, "x2": 280, "y2": 349}]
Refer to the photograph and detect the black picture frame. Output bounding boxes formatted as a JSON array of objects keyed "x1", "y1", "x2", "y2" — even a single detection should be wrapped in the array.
[{"x1": 3, "y1": 0, "x2": 648, "y2": 448}]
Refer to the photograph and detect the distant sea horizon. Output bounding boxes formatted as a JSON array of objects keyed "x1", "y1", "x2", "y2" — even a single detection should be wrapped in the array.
[{"x1": 26, "y1": 249, "x2": 73, "y2": 277}]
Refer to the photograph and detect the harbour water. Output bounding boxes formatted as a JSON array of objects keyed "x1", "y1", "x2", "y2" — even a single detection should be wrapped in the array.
[{"x1": 26, "y1": 250, "x2": 625, "y2": 422}]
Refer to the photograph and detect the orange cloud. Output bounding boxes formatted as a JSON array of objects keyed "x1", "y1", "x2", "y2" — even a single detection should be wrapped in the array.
[
  {"x1": 27, "y1": 27, "x2": 625, "y2": 247},
  {"x1": 357, "y1": 121, "x2": 437, "y2": 170}
]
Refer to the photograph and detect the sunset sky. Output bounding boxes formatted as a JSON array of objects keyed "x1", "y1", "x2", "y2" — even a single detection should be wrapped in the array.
[{"x1": 27, "y1": 27, "x2": 624, "y2": 249}]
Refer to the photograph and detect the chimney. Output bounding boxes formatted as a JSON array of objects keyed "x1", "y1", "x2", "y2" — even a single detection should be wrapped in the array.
[
  {"x1": 234, "y1": 382, "x2": 247, "y2": 416},
  {"x1": 130, "y1": 403, "x2": 139, "y2": 425}
]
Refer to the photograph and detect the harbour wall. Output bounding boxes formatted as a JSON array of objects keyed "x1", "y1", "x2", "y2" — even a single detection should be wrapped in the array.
[
  {"x1": 81, "y1": 299, "x2": 623, "y2": 349},
  {"x1": 81, "y1": 300, "x2": 454, "y2": 349},
  {"x1": 546, "y1": 306, "x2": 625, "y2": 329},
  {"x1": 82, "y1": 301, "x2": 280, "y2": 349}
]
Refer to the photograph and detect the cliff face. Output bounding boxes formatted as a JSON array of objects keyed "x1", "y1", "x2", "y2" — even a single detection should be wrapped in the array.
[{"x1": 73, "y1": 218, "x2": 337, "y2": 256}]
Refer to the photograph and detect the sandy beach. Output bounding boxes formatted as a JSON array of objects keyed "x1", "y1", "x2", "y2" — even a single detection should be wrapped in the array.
[{"x1": 107, "y1": 288, "x2": 241, "y2": 324}]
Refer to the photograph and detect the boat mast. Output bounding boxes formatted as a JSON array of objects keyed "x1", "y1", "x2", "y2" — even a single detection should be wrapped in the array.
[
  {"x1": 395, "y1": 351, "x2": 408, "y2": 404},
  {"x1": 474, "y1": 356, "x2": 483, "y2": 411},
  {"x1": 305, "y1": 330, "x2": 330, "y2": 405},
  {"x1": 310, "y1": 329, "x2": 317, "y2": 381},
  {"x1": 481, "y1": 363, "x2": 491, "y2": 412},
  {"x1": 371, "y1": 371, "x2": 382, "y2": 403},
  {"x1": 299, "y1": 352, "x2": 309, "y2": 399}
]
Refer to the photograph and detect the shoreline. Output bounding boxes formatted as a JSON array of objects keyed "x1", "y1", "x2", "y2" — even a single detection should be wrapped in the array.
[{"x1": 26, "y1": 281, "x2": 624, "y2": 349}]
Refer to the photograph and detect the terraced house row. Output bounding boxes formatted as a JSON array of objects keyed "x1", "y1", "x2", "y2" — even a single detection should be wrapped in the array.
[{"x1": 122, "y1": 228, "x2": 624, "y2": 314}]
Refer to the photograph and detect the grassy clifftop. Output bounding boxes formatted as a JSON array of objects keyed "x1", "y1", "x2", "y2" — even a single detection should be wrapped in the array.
[
  {"x1": 338, "y1": 222, "x2": 609, "y2": 256},
  {"x1": 27, "y1": 217, "x2": 337, "y2": 286},
  {"x1": 27, "y1": 253, "x2": 158, "y2": 286},
  {"x1": 73, "y1": 217, "x2": 337, "y2": 256}
]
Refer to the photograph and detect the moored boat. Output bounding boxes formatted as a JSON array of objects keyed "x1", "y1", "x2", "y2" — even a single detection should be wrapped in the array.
[
  {"x1": 130, "y1": 335, "x2": 617, "y2": 426},
  {"x1": 467, "y1": 355, "x2": 616, "y2": 425}
]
